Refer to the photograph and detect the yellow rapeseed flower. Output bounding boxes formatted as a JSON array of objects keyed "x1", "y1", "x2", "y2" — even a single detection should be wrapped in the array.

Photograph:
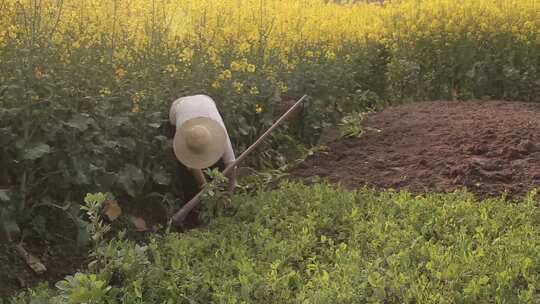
[
  {"x1": 7, "y1": 25, "x2": 17, "y2": 39},
  {"x1": 255, "y1": 104, "x2": 263, "y2": 114},
  {"x1": 99, "y1": 88, "x2": 111, "y2": 97},
  {"x1": 325, "y1": 50, "x2": 336, "y2": 60},
  {"x1": 222, "y1": 69, "x2": 232, "y2": 79},
  {"x1": 115, "y1": 68, "x2": 127, "y2": 78},
  {"x1": 249, "y1": 86, "x2": 259, "y2": 95},
  {"x1": 131, "y1": 91, "x2": 145, "y2": 103},
  {"x1": 164, "y1": 64, "x2": 178, "y2": 76},
  {"x1": 279, "y1": 82, "x2": 288, "y2": 93},
  {"x1": 233, "y1": 80, "x2": 243, "y2": 93},
  {"x1": 230, "y1": 61, "x2": 242, "y2": 72},
  {"x1": 238, "y1": 42, "x2": 251, "y2": 54},
  {"x1": 179, "y1": 48, "x2": 194, "y2": 62}
]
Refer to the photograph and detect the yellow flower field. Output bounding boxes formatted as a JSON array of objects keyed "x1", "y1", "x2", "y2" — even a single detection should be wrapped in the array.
[
  {"x1": 1, "y1": 0, "x2": 539, "y2": 143},
  {"x1": 2, "y1": 1, "x2": 538, "y2": 110},
  {"x1": 2, "y1": 0, "x2": 538, "y2": 63}
]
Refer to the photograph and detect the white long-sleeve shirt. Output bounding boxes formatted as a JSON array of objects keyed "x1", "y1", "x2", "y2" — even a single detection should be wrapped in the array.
[{"x1": 169, "y1": 95, "x2": 236, "y2": 166}]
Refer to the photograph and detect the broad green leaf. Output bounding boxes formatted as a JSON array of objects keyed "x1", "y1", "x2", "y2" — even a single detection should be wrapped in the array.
[
  {"x1": 103, "y1": 140, "x2": 120, "y2": 149},
  {"x1": 65, "y1": 114, "x2": 93, "y2": 131},
  {"x1": 239, "y1": 127, "x2": 249, "y2": 136},
  {"x1": 0, "y1": 127, "x2": 12, "y2": 145},
  {"x1": 114, "y1": 117, "x2": 130, "y2": 127},
  {"x1": 0, "y1": 189, "x2": 10, "y2": 201},
  {"x1": 83, "y1": 193, "x2": 107, "y2": 206},
  {"x1": 0, "y1": 208, "x2": 20, "y2": 242},
  {"x1": 152, "y1": 167, "x2": 171, "y2": 185},
  {"x1": 117, "y1": 138, "x2": 136, "y2": 150},
  {"x1": 154, "y1": 135, "x2": 168, "y2": 142},
  {"x1": 74, "y1": 171, "x2": 90, "y2": 185},
  {"x1": 118, "y1": 164, "x2": 145, "y2": 197},
  {"x1": 76, "y1": 220, "x2": 90, "y2": 248},
  {"x1": 128, "y1": 165, "x2": 145, "y2": 185},
  {"x1": 1, "y1": 219, "x2": 20, "y2": 239},
  {"x1": 96, "y1": 171, "x2": 116, "y2": 189},
  {"x1": 23, "y1": 143, "x2": 51, "y2": 160}
]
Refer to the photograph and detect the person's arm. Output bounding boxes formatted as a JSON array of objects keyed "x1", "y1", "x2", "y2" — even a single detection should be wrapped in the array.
[
  {"x1": 222, "y1": 135, "x2": 237, "y2": 195},
  {"x1": 190, "y1": 168, "x2": 207, "y2": 189},
  {"x1": 224, "y1": 162, "x2": 237, "y2": 195}
]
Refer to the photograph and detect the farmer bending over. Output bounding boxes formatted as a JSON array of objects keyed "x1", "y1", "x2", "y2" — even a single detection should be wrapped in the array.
[{"x1": 168, "y1": 94, "x2": 237, "y2": 200}]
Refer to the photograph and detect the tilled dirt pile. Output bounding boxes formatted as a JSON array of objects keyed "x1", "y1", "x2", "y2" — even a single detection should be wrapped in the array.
[{"x1": 290, "y1": 101, "x2": 540, "y2": 200}]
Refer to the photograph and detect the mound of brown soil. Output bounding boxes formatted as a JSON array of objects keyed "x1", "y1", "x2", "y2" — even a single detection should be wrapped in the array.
[{"x1": 290, "y1": 101, "x2": 540, "y2": 200}]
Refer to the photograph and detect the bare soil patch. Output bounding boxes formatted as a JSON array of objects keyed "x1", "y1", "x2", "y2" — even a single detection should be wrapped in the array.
[{"x1": 290, "y1": 101, "x2": 540, "y2": 200}]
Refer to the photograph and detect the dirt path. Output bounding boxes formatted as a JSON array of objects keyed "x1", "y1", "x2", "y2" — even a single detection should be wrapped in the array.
[{"x1": 290, "y1": 101, "x2": 540, "y2": 200}]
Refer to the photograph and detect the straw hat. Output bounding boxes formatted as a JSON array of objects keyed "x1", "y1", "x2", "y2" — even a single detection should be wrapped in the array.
[{"x1": 173, "y1": 117, "x2": 226, "y2": 169}]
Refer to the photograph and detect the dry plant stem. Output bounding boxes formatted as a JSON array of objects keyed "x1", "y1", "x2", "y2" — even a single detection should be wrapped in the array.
[
  {"x1": 14, "y1": 243, "x2": 47, "y2": 275},
  {"x1": 172, "y1": 94, "x2": 309, "y2": 225},
  {"x1": 226, "y1": 166, "x2": 237, "y2": 195}
]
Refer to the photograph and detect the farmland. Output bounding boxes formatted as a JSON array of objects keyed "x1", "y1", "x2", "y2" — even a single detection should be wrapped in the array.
[{"x1": 1, "y1": 0, "x2": 540, "y2": 302}]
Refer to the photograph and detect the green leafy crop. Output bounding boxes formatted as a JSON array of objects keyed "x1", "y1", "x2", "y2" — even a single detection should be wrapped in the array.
[{"x1": 10, "y1": 184, "x2": 540, "y2": 303}]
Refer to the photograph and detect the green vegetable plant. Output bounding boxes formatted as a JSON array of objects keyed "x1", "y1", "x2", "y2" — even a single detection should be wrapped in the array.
[
  {"x1": 10, "y1": 184, "x2": 540, "y2": 303},
  {"x1": 53, "y1": 273, "x2": 112, "y2": 304},
  {"x1": 80, "y1": 193, "x2": 111, "y2": 252},
  {"x1": 338, "y1": 110, "x2": 370, "y2": 138}
]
